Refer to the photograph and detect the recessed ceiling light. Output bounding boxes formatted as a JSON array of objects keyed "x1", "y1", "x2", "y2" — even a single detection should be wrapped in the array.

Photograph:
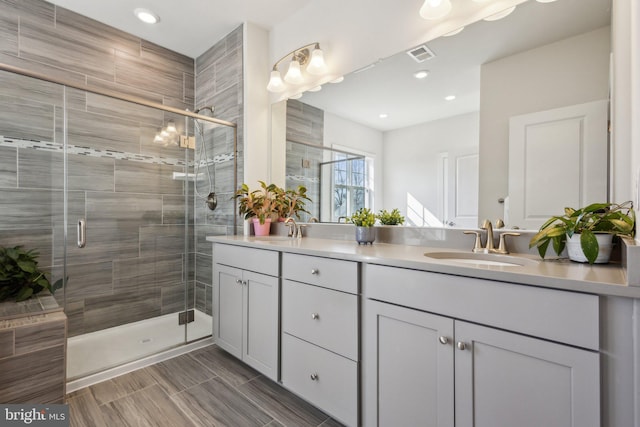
[
  {"x1": 379, "y1": 113, "x2": 388, "y2": 119},
  {"x1": 445, "y1": 95, "x2": 456, "y2": 101},
  {"x1": 134, "y1": 8, "x2": 160, "y2": 24},
  {"x1": 413, "y1": 70, "x2": 429, "y2": 79}
]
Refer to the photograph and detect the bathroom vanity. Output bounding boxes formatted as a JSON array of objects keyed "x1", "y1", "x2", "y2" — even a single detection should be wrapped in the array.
[{"x1": 208, "y1": 234, "x2": 640, "y2": 427}]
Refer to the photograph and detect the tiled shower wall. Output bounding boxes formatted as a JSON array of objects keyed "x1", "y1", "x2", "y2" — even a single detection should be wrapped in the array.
[
  {"x1": 193, "y1": 25, "x2": 244, "y2": 309},
  {"x1": 0, "y1": 0, "x2": 242, "y2": 336},
  {"x1": 285, "y1": 100, "x2": 324, "y2": 220}
]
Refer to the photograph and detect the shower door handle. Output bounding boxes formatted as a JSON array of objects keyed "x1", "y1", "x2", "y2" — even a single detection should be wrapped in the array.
[{"x1": 77, "y1": 219, "x2": 86, "y2": 248}]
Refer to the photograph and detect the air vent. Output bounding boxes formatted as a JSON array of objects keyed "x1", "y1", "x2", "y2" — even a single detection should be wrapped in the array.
[{"x1": 406, "y1": 44, "x2": 436, "y2": 63}]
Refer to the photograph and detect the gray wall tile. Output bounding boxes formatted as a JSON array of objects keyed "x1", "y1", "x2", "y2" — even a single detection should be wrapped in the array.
[
  {"x1": 0, "y1": 330, "x2": 14, "y2": 359},
  {"x1": 14, "y1": 318, "x2": 66, "y2": 355},
  {"x1": 0, "y1": 146, "x2": 17, "y2": 187},
  {"x1": 114, "y1": 161, "x2": 183, "y2": 195}
]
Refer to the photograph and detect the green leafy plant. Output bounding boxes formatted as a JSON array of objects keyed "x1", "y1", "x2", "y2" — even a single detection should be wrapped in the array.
[
  {"x1": 0, "y1": 246, "x2": 63, "y2": 302},
  {"x1": 377, "y1": 208, "x2": 405, "y2": 225},
  {"x1": 233, "y1": 181, "x2": 280, "y2": 224},
  {"x1": 349, "y1": 208, "x2": 376, "y2": 227},
  {"x1": 529, "y1": 201, "x2": 635, "y2": 264},
  {"x1": 277, "y1": 185, "x2": 312, "y2": 220}
]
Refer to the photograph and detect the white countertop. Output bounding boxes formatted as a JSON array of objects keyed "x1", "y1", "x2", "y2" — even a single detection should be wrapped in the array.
[{"x1": 206, "y1": 235, "x2": 640, "y2": 299}]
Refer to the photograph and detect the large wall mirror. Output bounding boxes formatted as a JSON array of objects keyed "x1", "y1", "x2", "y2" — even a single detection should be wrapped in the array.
[{"x1": 272, "y1": 0, "x2": 612, "y2": 229}]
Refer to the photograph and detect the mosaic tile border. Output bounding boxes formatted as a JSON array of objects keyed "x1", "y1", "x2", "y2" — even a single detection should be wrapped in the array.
[
  {"x1": 286, "y1": 174, "x2": 320, "y2": 184},
  {"x1": 0, "y1": 136, "x2": 234, "y2": 167}
]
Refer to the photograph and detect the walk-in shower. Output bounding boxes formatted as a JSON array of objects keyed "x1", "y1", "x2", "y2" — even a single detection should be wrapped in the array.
[{"x1": 0, "y1": 64, "x2": 237, "y2": 385}]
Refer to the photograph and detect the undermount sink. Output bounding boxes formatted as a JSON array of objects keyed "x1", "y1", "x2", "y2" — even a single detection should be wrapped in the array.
[{"x1": 424, "y1": 251, "x2": 539, "y2": 267}]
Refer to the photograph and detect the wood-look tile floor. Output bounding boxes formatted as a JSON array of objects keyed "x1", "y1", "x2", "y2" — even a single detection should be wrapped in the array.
[{"x1": 67, "y1": 344, "x2": 345, "y2": 427}]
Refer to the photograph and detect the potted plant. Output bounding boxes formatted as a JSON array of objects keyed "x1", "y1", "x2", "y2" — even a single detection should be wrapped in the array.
[
  {"x1": 350, "y1": 207, "x2": 377, "y2": 244},
  {"x1": 529, "y1": 201, "x2": 635, "y2": 264},
  {"x1": 277, "y1": 185, "x2": 312, "y2": 220},
  {"x1": 0, "y1": 246, "x2": 63, "y2": 302},
  {"x1": 377, "y1": 208, "x2": 405, "y2": 226},
  {"x1": 233, "y1": 181, "x2": 280, "y2": 236}
]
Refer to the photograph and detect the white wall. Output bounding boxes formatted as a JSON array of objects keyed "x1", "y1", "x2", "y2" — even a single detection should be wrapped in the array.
[
  {"x1": 382, "y1": 112, "x2": 479, "y2": 222},
  {"x1": 323, "y1": 113, "x2": 384, "y2": 210},
  {"x1": 478, "y1": 26, "x2": 611, "y2": 222}
]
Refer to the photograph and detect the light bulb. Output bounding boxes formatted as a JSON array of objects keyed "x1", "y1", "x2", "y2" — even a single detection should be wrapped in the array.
[
  {"x1": 284, "y1": 59, "x2": 304, "y2": 84},
  {"x1": 306, "y1": 45, "x2": 327, "y2": 75},
  {"x1": 267, "y1": 69, "x2": 286, "y2": 92},
  {"x1": 166, "y1": 121, "x2": 177, "y2": 133},
  {"x1": 419, "y1": 0, "x2": 452, "y2": 20},
  {"x1": 153, "y1": 129, "x2": 163, "y2": 144}
]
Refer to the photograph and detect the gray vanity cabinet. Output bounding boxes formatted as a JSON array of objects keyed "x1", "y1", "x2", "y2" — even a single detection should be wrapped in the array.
[
  {"x1": 363, "y1": 264, "x2": 600, "y2": 427},
  {"x1": 280, "y1": 253, "x2": 359, "y2": 427},
  {"x1": 213, "y1": 244, "x2": 279, "y2": 380}
]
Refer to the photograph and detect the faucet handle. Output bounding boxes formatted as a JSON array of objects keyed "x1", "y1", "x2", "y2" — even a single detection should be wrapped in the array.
[
  {"x1": 495, "y1": 219, "x2": 505, "y2": 229},
  {"x1": 496, "y1": 232, "x2": 521, "y2": 254},
  {"x1": 463, "y1": 230, "x2": 484, "y2": 253}
]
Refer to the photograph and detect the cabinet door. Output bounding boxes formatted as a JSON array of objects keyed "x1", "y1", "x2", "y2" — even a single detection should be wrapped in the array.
[
  {"x1": 215, "y1": 264, "x2": 243, "y2": 359},
  {"x1": 363, "y1": 300, "x2": 454, "y2": 427},
  {"x1": 243, "y1": 270, "x2": 279, "y2": 380},
  {"x1": 455, "y1": 321, "x2": 600, "y2": 427}
]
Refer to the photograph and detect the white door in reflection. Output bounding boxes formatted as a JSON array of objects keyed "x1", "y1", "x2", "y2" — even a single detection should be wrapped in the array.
[{"x1": 438, "y1": 150, "x2": 479, "y2": 228}]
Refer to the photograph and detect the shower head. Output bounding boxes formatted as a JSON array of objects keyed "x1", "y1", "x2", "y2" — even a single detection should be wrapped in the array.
[{"x1": 194, "y1": 105, "x2": 215, "y2": 115}]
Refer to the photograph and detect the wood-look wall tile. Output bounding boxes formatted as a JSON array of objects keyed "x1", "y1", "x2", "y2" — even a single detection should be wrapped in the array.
[
  {"x1": 55, "y1": 7, "x2": 140, "y2": 57},
  {"x1": 162, "y1": 195, "x2": 193, "y2": 224},
  {"x1": 114, "y1": 161, "x2": 183, "y2": 195},
  {"x1": 52, "y1": 261, "x2": 113, "y2": 300},
  {"x1": 172, "y1": 377, "x2": 273, "y2": 427},
  {"x1": 0, "y1": 344, "x2": 65, "y2": 403},
  {"x1": 0, "y1": 146, "x2": 17, "y2": 188},
  {"x1": 0, "y1": 53, "x2": 88, "y2": 88},
  {"x1": 115, "y1": 49, "x2": 184, "y2": 102},
  {"x1": 83, "y1": 289, "x2": 161, "y2": 333},
  {"x1": 215, "y1": 48, "x2": 242, "y2": 94},
  {"x1": 14, "y1": 316, "x2": 66, "y2": 355},
  {"x1": 18, "y1": 149, "x2": 64, "y2": 189},
  {"x1": 195, "y1": 253, "x2": 212, "y2": 286},
  {"x1": 0, "y1": 188, "x2": 57, "y2": 229},
  {"x1": 195, "y1": 224, "x2": 226, "y2": 255},
  {"x1": 86, "y1": 92, "x2": 164, "y2": 127},
  {"x1": 0, "y1": 94, "x2": 55, "y2": 141},
  {"x1": 63, "y1": 225, "x2": 140, "y2": 266},
  {"x1": 87, "y1": 191, "x2": 162, "y2": 226},
  {"x1": 138, "y1": 124, "x2": 185, "y2": 158},
  {"x1": 139, "y1": 225, "x2": 189, "y2": 257},
  {"x1": 160, "y1": 282, "x2": 194, "y2": 315},
  {"x1": 141, "y1": 40, "x2": 193, "y2": 74},
  {"x1": 52, "y1": 190, "x2": 84, "y2": 266},
  {"x1": 0, "y1": 329, "x2": 14, "y2": 359},
  {"x1": 67, "y1": 108, "x2": 141, "y2": 153},
  {"x1": 0, "y1": 0, "x2": 55, "y2": 25},
  {"x1": 69, "y1": 154, "x2": 115, "y2": 192},
  {"x1": 195, "y1": 41, "x2": 225, "y2": 75},
  {"x1": 19, "y1": 18, "x2": 115, "y2": 82},
  {"x1": 101, "y1": 384, "x2": 197, "y2": 427},
  {"x1": 113, "y1": 254, "x2": 182, "y2": 293},
  {"x1": 86, "y1": 76, "x2": 164, "y2": 105},
  {"x1": 195, "y1": 63, "x2": 215, "y2": 102},
  {"x1": 64, "y1": 299, "x2": 85, "y2": 337}
]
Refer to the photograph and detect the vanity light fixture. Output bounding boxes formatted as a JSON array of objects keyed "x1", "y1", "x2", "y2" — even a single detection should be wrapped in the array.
[
  {"x1": 289, "y1": 93, "x2": 303, "y2": 100},
  {"x1": 134, "y1": 8, "x2": 160, "y2": 24},
  {"x1": 419, "y1": 0, "x2": 452, "y2": 20},
  {"x1": 330, "y1": 76, "x2": 345, "y2": 83},
  {"x1": 308, "y1": 86, "x2": 322, "y2": 92},
  {"x1": 483, "y1": 5, "x2": 517, "y2": 21},
  {"x1": 267, "y1": 43, "x2": 328, "y2": 93},
  {"x1": 154, "y1": 121, "x2": 179, "y2": 146},
  {"x1": 414, "y1": 70, "x2": 429, "y2": 79}
]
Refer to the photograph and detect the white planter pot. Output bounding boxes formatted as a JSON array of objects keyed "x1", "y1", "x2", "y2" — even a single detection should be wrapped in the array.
[{"x1": 566, "y1": 233, "x2": 613, "y2": 264}]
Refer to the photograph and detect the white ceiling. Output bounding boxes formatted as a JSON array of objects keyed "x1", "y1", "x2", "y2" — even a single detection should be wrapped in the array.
[{"x1": 44, "y1": 0, "x2": 312, "y2": 58}]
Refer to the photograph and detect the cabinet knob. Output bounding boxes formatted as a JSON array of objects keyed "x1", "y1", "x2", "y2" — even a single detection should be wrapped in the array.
[
  {"x1": 243, "y1": 280, "x2": 247, "y2": 286},
  {"x1": 311, "y1": 313, "x2": 320, "y2": 320},
  {"x1": 438, "y1": 336, "x2": 449, "y2": 345},
  {"x1": 235, "y1": 278, "x2": 242, "y2": 285},
  {"x1": 311, "y1": 268, "x2": 319, "y2": 275},
  {"x1": 310, "y1": 372, "x2": 319, "y2": 381},
  {"x1": 457, "y1": 341, "x2": 467, "y2": 351}
]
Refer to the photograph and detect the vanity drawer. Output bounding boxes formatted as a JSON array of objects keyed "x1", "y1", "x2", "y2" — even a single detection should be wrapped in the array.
[
  {"x1": 363, "y1": 264, "x2": 599, "y2": 350},
  {"x1": 281, "y1": 333, "x2": 358, "y2": 427},
  {"x1": 282, "y1": 280, "x2": 358, "y2": 360},
  {"x1": 214, "y1": 244, "x2": 279, "y2": 276},
  {"x1": 282, "y1": 253, "x2": 358, "y2": 293}
]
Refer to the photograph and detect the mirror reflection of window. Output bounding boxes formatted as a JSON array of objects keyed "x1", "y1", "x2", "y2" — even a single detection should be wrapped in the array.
[{"x1": 328, "y1": 151, "x2": 374, "y2": 222}]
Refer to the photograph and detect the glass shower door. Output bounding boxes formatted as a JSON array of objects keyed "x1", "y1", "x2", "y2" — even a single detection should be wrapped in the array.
[{"x1": 63, "y1": 89, "x2": 193, "y2": 379}]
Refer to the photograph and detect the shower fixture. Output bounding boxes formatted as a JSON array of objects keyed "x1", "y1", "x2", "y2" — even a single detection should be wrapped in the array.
[
  {"x1": 190, "y1": 106, "x2": 218, "y2": 211},
  {"x1": 194, "y1": 105, "x2": 215, "y2": 115}
]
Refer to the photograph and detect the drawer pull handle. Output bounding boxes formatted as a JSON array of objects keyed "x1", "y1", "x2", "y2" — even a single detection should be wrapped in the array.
[
  {"x1": 457, "y1": 341, "x2": 467, "y2": 351},
  {"x1": 438, "y1": 336, "x2": 449, "y2": 345},
  {"x1": 311, "y1": 268, "x2": 319, "y2": 275},
  {"x1": 311, "y1": 313, "x2": 320, "y2": 320},
  {"x1": 310, "y1": 372, "x2": 319, "y2": 381}
]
